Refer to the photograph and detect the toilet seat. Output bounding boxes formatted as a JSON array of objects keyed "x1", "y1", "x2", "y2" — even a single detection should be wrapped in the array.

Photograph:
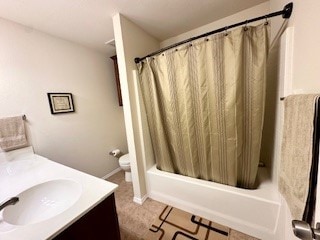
[{"x1": 119, "y1": 154, "x2": 130, "y2": 166}]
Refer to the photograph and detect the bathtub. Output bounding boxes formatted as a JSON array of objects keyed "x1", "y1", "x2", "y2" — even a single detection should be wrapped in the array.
[{"x1": 146, "y1": 165, "x2": 284, "y2": 239}]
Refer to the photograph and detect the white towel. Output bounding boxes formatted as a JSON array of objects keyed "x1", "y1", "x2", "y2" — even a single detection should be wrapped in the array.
[
  {"x1": 279, "y1": 94, "x2": 320, "y2": 220},
  {"x1": 0, "y1": 115, "x2": 28, "y2": 152}
]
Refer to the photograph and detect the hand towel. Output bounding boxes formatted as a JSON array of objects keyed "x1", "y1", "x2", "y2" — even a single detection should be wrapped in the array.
[
  {"x1": 0, "y1": 115, "x2": 28, "y2": 152},
  {"x1": 279, "y1": 94, "x2": 320, "y2": 221}
]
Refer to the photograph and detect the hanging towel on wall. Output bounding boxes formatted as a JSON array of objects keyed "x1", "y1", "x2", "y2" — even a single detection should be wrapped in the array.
[
  {"x1": 0, "y1": 115, "x2": 28, "y2": 152},
  {"x1": 279, "y1": 94, "x2": 320, "y2": 221}
]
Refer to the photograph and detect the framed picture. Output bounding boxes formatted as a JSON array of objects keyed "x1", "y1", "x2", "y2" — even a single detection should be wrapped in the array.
[
  {"x1": 110, "y1": 55, "x2": 123, "y2": 106},
  {"x1": 47, "y1": 93, "x2": 75, "y2": 114}
]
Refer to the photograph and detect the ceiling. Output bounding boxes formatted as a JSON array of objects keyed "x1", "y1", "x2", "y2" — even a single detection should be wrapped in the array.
[{"x1": 0, "y1": 0, "x2": 268, "y2": 55}]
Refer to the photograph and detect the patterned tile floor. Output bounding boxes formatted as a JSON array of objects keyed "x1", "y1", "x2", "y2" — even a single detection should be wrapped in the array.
[{"x1": 107, "y1": 171, "x2": 259, "y2": 240}]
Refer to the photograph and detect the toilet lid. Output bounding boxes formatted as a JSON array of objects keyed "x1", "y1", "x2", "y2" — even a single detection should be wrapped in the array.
[{"x1": 119, "y1": 154, "x2": 130, "y2": 165}]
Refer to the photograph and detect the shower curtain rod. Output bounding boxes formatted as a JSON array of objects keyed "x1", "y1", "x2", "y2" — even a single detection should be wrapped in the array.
[{"x1": 134, "y1": 2, "x2": 293, "y2": 64}]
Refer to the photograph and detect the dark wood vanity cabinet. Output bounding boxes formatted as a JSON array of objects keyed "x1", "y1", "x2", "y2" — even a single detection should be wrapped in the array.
[{"x1": 53, "y1": 193, "x2": 120, "y2": 240}]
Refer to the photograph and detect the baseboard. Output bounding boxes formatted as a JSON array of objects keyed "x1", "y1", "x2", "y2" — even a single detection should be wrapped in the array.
[
  {"x1": 133, "y1": 194, "x2": 148, "y2": 205},
  {"x1": 102, "y1": 167, "x2": 122, "y2": 180}
]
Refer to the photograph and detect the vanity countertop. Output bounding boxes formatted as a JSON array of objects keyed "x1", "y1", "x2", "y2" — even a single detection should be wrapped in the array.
[{"x1": 0, "y1": 147, "x2": 118, "y2": 240}]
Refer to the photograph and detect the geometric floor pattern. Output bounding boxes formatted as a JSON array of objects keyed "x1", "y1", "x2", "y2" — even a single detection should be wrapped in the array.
[{"x1": 144, "y1": 205, "x2": 230, "y2": 240}]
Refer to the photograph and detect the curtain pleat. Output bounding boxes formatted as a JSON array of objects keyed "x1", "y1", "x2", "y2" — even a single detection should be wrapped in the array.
[{"x1": 138, "y1": 24, "x2": 269, "y2": 188}]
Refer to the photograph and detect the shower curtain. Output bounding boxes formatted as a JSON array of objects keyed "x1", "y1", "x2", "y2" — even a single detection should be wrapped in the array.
[{"x1": 138, "y1": 24, "x2": 269, "y2": 189}]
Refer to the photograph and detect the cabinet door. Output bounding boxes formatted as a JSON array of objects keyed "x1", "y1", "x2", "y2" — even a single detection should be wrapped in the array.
[{"x1": 54, "y1": 193, "x2": 121, "y2": 240}]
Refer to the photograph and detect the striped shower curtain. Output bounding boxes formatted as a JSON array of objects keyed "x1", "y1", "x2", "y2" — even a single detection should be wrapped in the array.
[{"x1": 138, "y1": 23, "x2": 269, "y2": 188}]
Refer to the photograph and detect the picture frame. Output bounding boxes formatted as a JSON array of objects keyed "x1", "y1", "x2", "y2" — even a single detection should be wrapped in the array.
[
  {"x1": 47, "y1": 93, "x2": 75, "y2": 114},
  {"x1": 110, "y1": 55, "x2": 123, "y2": 106}
]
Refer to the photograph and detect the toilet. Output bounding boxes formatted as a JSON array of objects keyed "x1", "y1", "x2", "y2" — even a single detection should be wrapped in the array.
[{"x1": 119, "y1": 154, "x2": 131, "y2": 182}]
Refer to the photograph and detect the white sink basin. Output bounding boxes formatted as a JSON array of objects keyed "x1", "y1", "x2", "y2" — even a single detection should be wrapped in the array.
[{"x1": 2, "y1": 179, "x2": 82, "y2": 225}]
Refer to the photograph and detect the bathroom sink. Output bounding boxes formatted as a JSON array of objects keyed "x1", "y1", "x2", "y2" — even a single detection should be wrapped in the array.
[{"x1": 2, "y1": 179, "x2": 82, "y2": 225}]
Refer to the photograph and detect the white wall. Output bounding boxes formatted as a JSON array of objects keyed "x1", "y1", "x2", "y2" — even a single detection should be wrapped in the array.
[
  {"x1": 113, "y1": 14, "x2": 160, "y2": 203},
  {"x1": 161, "y1": 2, "x2": 270, "y2": 47},
  {"x1": 0, "y1": 18, "x2": 127, "y2": 178},
  {"x1": 270, "y1": 0, "x2": 320, "y2": 93}
]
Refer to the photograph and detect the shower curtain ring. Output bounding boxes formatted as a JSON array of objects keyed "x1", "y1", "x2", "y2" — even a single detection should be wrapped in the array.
[
  {"x1": 244, "y1": 20, "x2": 249, "y2": 31},
  {"x1": 224, "y1": 26, "x2": 229, "y2": 36},
  {"x1": 264, "y1": 15, "x2": 269, "y2": 25}
]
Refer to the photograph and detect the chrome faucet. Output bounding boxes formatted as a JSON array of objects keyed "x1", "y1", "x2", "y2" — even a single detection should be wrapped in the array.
[{"x1": 0, "y1": 197, "x2": 19, "y2": 211}]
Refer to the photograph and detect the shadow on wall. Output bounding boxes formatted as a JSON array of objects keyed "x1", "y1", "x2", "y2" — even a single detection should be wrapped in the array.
[{"x1": 260, "y1": 41, "x2": 281, "y2": 181}]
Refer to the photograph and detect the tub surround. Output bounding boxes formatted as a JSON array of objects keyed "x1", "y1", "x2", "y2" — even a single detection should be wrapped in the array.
[{"x1": 0, "y1": 147, "x2": 119, "y2": 240}]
